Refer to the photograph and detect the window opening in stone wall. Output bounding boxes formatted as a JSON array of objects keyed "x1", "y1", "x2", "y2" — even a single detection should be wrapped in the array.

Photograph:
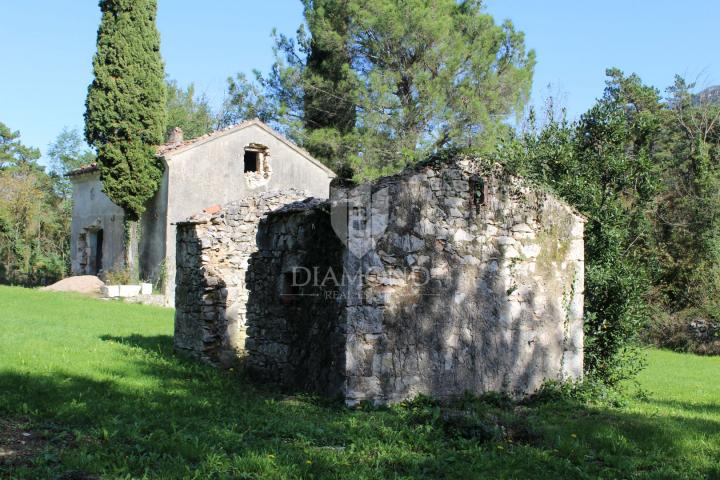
[
  {"x1": 470, "y1": 176, "x2": 488, "y2": 213},
  {"x1": 243, "y1": 143, "x2": 272, "y2": 188},
  {"x1": 351, "y1": 205, "x2": 367, "y2": 231},
  {"x1": 244, "y1": 150, "x2": 259, "y2": 172}
]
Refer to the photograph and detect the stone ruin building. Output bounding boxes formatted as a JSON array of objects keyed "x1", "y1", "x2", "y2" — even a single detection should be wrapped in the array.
[{"x1": 174, "y1": 156, "x2": 585, "y2": 405}]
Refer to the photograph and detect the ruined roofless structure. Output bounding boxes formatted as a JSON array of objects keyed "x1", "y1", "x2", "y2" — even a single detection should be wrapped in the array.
[{"x1": 174, "y1": 155, "x2": 585, "y2": 405}]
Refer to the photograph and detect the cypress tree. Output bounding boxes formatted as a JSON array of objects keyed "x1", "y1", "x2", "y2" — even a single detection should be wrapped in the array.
[{"x1": 85, "y1": 0, "x2": 166, "y2": 278}]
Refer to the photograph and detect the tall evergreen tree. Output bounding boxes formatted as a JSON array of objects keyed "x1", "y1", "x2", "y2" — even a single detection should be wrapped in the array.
[
  {"x1": 303, "y1": 0, "x2": 355, "y2": 133},
  {"x1": 84, "y1": 0, "x2": 166, "y2": 277}
]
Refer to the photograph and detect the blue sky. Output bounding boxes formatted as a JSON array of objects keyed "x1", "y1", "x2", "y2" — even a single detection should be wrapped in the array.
[{"x1": 1, "y1": 0, "x2": 718, "y2": 165}]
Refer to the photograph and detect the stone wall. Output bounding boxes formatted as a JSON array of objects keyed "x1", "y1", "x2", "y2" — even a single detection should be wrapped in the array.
[
  {"x1": 175, "y1": 156, "x2": 586, "y2": 405},
  {"x1": 244, "y1": 201, "x2": 347, "y2": 395},
  {"x1": 173, "y1": 190, "x2": 310, "y2": 366},
  {"x1": 337, "y1": 158, "x2": 585, "y2": 404}
]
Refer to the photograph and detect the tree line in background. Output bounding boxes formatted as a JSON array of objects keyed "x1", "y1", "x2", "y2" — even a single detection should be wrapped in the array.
[
  {"x1": 1, "y1": 0, "x2": 719, "y2": 386},
  {"x1": 0, "y1": 123, "x2": 70, "y2": 286}
]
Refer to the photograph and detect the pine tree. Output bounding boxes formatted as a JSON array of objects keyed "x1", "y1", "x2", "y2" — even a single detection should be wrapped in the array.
[
  {"x1": 302, "y1": 0, "x2": 356, "y2": 133},
  {"x1": 241, "y1": 0, "x2": 534, "y2": 178},
  {"x1": 84, "y1": 0, "x2": 166, "y2": 278},
  {"x1": 298, "y1": 0, "x2": 358, "y2": 173}
]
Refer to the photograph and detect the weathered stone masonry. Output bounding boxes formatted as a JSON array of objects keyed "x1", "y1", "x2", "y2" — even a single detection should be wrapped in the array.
[
  {"x1": 245, "y1": 200, "x2": 347, "y2": 396},
  {"x1": 174, "y1": 190, "x2": 309, "y2": 366},
  {"x1": 174, "y1": 156, "x2": 585, "y2": 404}
]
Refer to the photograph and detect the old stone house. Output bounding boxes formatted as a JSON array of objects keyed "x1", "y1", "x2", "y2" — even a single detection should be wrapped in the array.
[
  {"x1": 174, "y1": 156, "x2": 585, "y2": 404},
  {"x1": 67, "y1": 119, "x2": 335, "y2": 304}
]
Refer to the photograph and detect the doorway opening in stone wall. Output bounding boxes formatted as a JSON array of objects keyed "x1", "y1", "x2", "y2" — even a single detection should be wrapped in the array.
[
  {"x1": 85, "y1": 228, "x2": 104, "y2": 275},
  {"x1": 280, "y1": 271, "x2": 300, "y2": 306},
  {"x1": 94, "y1": 229, "x2": 104, "y2": 274}
]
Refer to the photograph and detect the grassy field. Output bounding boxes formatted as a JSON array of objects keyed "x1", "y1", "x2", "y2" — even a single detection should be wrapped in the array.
[{"x1": 0, "y1": 286, "x2": 719, "y2": 479}]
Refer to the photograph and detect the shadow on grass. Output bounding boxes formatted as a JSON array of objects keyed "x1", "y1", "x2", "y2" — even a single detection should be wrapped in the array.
[
  {"x1": 99, "y1": 334, "x2": 174, "y2": 355},
  {"x1": 0, "y1": 333, "x2": 718, "y2": 479},
  {"x1": 643, "y1": 398, "x2": 720, "y2": 416}
]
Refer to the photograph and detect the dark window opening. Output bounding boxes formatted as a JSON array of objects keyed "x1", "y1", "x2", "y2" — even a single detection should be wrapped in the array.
[
  {"x1": 244, "y1": 150, "x2": 259, "y2": 172},
  {"x1": 475, "y1": 178, "x2": 486, "y2": 205}
]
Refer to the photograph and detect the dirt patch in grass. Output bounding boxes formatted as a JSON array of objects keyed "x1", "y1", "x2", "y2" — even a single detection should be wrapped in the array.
[
  {"x1": 0, "y1": 418, "x2": 101, "y2": 479},
  {"x1": 0, "y1": 418, "x2": 44, "y2": 467}
]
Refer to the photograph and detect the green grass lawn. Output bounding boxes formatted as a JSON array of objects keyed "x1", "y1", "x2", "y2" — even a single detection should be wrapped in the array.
[{"x1": 0, "y1": 286, "x2": 719, "y2": 479}]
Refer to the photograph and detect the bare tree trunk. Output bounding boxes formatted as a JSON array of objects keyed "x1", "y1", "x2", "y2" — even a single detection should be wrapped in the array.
[{"x1": 124, "y1": 219, "x2": 140, "y2": 282}]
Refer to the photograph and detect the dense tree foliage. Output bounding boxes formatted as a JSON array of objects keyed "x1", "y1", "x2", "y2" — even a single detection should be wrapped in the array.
[
  {"x1": 227, "y1": 0, "x2": 534, "y2": 178},
  {"x1": 165, "y1": 80, "x2": 214, "y2": 142},
  {"x1": 217, "y1": 73, "x2": 273, "y2": 129},
  {"x1": 299, "y1": 0, "x2": 357, "y2": 166},
  {"x1": 47, "y1": 127, "x2": 97, "y2": 200},
  {"x1": 0, "y1": 123, "x2": 41, "y2": 169},
  {"x1": 85, "y1": 0, "x2": 166, "y2": 221},
  {"x1": 654, "y1": 77, "x2": 720, "y2": 312},
  {"x1": 495, "y1": 69, "x2": 720, "y2": 383},
  {"x1": 0, "y1": 123, "x2": 69, "y2": 285}
]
